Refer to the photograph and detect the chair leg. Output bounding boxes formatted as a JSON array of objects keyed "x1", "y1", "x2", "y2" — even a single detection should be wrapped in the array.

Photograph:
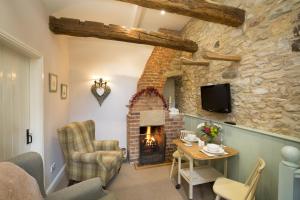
[
  {"x1": 170, "y1": 158, "x2": 176, "y2": 179},
  {"x1": 215, "y1": 195, "x2": 221, "y2": 200}
]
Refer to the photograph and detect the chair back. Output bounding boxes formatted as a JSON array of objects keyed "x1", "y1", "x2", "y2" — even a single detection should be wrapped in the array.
[
  {"x1": 244, "y1": 158, "x2": 266, "y2": 200},
  {"x1": 179, "y1": 130, "x2": 195, "y2": 139},
  {"x1": 57, "y1": 120, "x2": 96, "y2": 160}
]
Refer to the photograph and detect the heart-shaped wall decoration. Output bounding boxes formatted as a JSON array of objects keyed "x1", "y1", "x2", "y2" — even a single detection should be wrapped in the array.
[
  {"x1": 91, "y1": 85, "x2": 111, "y2": 106},
  {"x1": 96, "y1": 87, "x2": 105, "y2": 96}
]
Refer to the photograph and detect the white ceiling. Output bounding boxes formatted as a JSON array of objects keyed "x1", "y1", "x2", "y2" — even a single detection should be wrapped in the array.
[{"x1": 41, "y1": 0, "x2": 191, "y2": 32}]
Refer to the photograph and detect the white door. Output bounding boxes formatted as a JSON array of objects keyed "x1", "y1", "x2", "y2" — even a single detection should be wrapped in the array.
[{"x1": 0, "y1": 42, "x2": 31, "y2": 161}]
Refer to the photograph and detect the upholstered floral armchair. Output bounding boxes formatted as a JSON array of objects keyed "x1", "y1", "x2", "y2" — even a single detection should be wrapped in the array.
[{"x1": 57, "y1": 120, "x2": 123, "y2": 187}]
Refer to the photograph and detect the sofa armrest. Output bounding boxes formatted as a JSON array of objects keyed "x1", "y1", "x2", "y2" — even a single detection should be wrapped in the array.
[
  {"x1": 46, "y1": 178, "x2": 107, "y2": 200},
  {"x1": 98, "y1": 192, "x2": 118, "y2": 200},
  {"x1": 93, "y1": 140, "x2": 120, "y2": 151},
  {"x1": 8, "y1": 152, "x2": 46, "y2": 197}
]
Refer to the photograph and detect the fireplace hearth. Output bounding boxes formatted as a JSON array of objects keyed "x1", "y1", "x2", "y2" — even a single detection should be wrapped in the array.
[{"x1": 139, "y1": 126, "x2": 165, "y2": 165}]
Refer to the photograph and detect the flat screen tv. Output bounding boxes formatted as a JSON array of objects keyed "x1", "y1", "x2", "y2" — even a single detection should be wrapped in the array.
[{"x1": 200, "y1": 83, "x2": 231, "y2": 113}]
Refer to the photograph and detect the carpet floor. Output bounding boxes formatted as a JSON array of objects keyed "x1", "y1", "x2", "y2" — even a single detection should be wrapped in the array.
[
  {"x1": 108, "y1": 163, "x2": 215, "y2": 200},
  {"x1": 56, "y1": 163, "x2": 216, "y2": 200}
]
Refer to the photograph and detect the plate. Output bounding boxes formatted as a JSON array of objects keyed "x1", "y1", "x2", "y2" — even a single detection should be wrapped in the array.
[
  {"x1": 183, "y1": 136, "x2": 198, "y2": 142},
  {"x1": 203, "y1": 146, "x2": 225, "y2": 155},
  {"x1": 207, "y1": 143, "x2": 220, "y2": 152}
]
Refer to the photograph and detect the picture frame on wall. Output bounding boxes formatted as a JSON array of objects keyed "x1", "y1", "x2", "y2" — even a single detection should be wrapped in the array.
[
  {"x1": 61, "y1": 84, "x2": 68, "y2": 99},
  {"x1": 49, "y1": 73, "x2": 58, "y2": 92}
]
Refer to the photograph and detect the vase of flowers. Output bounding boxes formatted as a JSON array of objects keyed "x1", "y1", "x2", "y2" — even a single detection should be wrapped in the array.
[{"x1": 197, "y1": 121, "x2": 222, "y2": 144}]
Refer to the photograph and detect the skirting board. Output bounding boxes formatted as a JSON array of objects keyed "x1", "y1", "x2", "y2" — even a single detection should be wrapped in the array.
[{"x1": 46, "y1": 164, "x2": 66, "y2": 195}]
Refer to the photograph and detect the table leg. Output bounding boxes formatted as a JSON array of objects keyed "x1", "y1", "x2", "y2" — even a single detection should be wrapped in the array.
[
  {"x1": 215, "y1": 195, "x2": 221, "y2": 200},
  {"x1": 176, "y1": 152, "x2": 181, "y2": 189},
  {"x1": 224, "y1": 158, "x2": 228, "y2": 177},
  {"x1": 208, "y1": 160, "x2": 212, "y2": 167},
  {"x1": 189, "y1": 156, "x2": 193, "y2": 200}
]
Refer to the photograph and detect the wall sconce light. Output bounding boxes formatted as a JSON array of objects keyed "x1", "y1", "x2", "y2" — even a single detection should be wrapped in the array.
[
  {"x1": 94, "y1": 78, "x2": 108, "y2": 89},
  {"x1": 91, "y1": 78, "x2": 111, "y2": 106}
]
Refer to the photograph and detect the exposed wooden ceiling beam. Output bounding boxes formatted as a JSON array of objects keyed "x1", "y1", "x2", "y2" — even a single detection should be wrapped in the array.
[
  {"x1": 49, "y1": 16, "x2": 198, "y2": 52},
  {"x1": 115, "y1": 0, "x2": 245, "y2": 27}
]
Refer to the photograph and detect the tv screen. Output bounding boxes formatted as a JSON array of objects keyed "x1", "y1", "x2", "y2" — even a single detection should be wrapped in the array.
[{"x1": 200, "y1": 83, "x2": 231, "y2": 113}]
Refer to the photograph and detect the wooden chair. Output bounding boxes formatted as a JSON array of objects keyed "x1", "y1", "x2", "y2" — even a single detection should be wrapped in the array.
[
  {"x1": 169, "y1": 130, "x2": 195, "y2": 178},
  {"x1": 213, "y1": 158, "x2": 266, "y2": 200}
]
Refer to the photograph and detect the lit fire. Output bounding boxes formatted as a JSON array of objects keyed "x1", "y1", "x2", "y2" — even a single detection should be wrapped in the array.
[{"x1": 145, "y1": 126, "x2": 156, "y2": 146}]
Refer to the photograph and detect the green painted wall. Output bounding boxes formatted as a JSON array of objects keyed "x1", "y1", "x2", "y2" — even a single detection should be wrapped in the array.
[{"x1": 184, "y1": 115, "x2": 300, "y2": 200}]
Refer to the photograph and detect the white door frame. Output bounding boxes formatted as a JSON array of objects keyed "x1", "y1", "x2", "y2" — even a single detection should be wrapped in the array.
[{"x1": 0, "y1": 29, "x2": 44, "y2": 159}]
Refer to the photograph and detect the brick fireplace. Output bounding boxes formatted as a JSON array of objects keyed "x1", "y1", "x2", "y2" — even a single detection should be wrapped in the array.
[
  {"x1": 127, "y1": 96, "x2": 184, "y2": 164},
  {"x1": 127, "y1": 45, "x2": 185, "y2": 164},
  {"x1": 139, "y1": 125, "x2": 165, "y2": 165}
]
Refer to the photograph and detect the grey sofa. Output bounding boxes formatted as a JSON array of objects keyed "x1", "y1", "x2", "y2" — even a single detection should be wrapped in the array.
[{"x1": 8, "y1": 152, "x2": 117, "y2": 200}]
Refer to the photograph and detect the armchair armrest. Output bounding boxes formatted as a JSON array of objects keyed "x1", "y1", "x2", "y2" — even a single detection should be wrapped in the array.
[
  {"x1": 71, "y1": 152, "x2": 102, "y2": 164},
  {"x1": 96, "y1": 151, "x2": 123, "y2": 160},
  {"x1": 93, "y1": 140, "x2": 120, "y2": 151},
  {"x1": 46, "y1": 178, "x2": 107, "y2": 200},
  {"x1": 70, "y1": 151, "x2": 121, "y2": 170}
]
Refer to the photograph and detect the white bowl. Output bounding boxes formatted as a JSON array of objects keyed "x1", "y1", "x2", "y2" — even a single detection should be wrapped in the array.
[
  {"x1": 207, "y1": 143, "x2": 220, "y2": 152},
  {"x1": 184, "y1": 135, "x2": 198, "y2": 142}
]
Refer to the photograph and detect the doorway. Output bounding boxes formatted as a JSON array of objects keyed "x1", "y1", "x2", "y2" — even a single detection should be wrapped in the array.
[
  {"x1": 0, "y1": 31, "x2": 44, "y2": 161},
  {"x1": 0, "y1": 42, "x2": 31, "y2": 160}
]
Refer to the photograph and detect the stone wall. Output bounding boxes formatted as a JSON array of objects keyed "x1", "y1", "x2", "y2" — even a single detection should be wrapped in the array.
[{"x1": 176, "y1": 0, "x2": 300, "y2": 138}]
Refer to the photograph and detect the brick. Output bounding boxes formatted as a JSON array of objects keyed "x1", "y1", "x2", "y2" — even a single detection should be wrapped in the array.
[{"x1": 126, "y1": 46, "x2": 186, "y2": 164}]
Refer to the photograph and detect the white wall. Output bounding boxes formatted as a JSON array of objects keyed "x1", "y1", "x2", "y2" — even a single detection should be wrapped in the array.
[
  {"x1": 0, "y1": 0, "x2": 70, "y2": 188},
  {"x1": 52, "y1": 0, "x2": 138, "y2": 27},
  {"x1": 68, "y1": 38, "x2": 153, "y2": 147}
]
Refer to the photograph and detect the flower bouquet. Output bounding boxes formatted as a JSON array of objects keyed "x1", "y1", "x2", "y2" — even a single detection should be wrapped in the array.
[{"x1": 197, "y1": 122, "x2": 222, "y2": 143}]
